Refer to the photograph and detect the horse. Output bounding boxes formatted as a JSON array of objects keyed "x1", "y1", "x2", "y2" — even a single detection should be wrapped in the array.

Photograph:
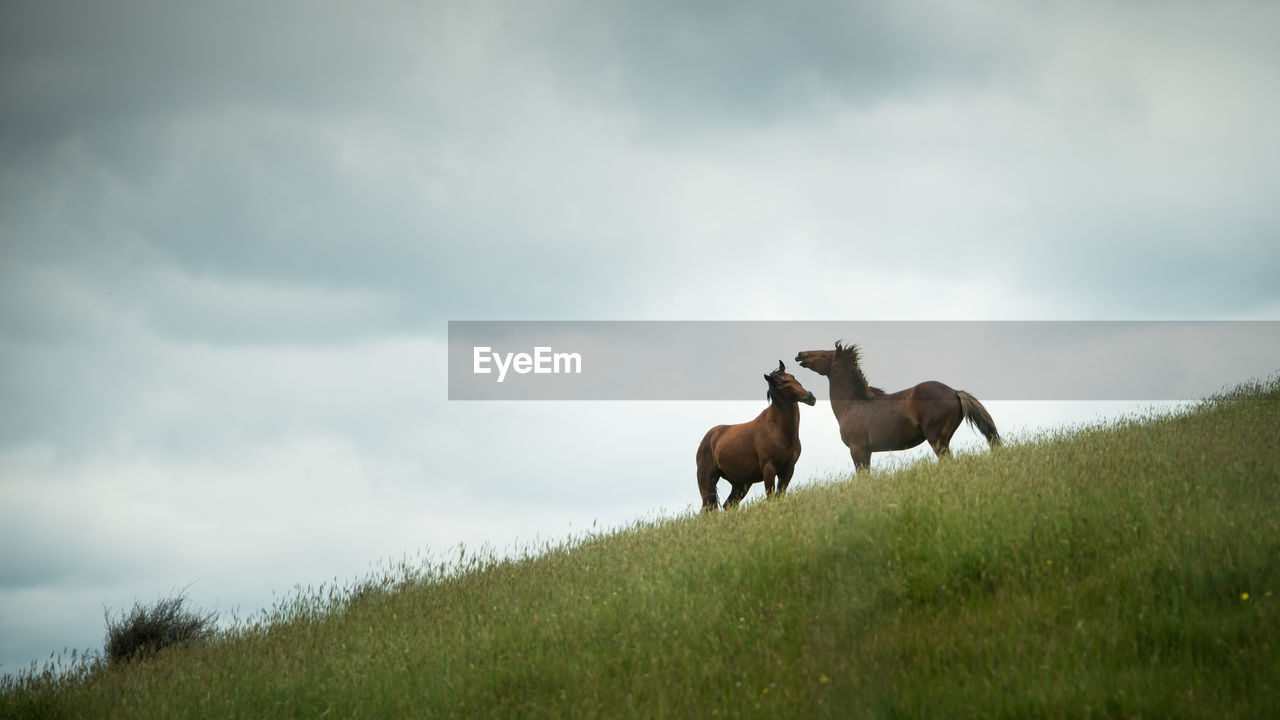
[
  {"x1": 794, "y1": 341, "x2": 1000, "y2": 472},
  {"x1": 696, "y1": 361, "x2": 817, "y2": 512}
]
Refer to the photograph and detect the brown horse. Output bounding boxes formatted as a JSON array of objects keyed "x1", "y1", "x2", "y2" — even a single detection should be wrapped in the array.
[
  {"x1": 696, "y1": 361, "x2": 817, "y2": 512},
  {"x1": 795, "y1": 342, "x2": 1000, "y2": 471}
]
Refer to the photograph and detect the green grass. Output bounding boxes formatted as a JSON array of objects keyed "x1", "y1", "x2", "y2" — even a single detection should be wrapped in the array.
[{"x1": 5, "y1": 381, "x2": 1280, "y2": 718}]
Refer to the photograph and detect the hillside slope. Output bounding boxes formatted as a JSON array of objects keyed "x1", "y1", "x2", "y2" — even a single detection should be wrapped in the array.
[{"x1": 5, "y1": 381, "x2": 1280, "y2": 718}]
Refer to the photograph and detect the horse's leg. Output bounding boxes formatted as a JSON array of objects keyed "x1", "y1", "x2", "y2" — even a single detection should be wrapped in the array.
[
  {"x1": 698, "y1": 470, "x2": 722, "y2": 512},
  {"x1": 925, "y1": 418, "x2": 958, "y2": 459},
  {"x1": 762, "y1": 462, "x2": 777, "y2": 499},
  {"x1": 777, "y1": 465, "x2": 795, "y2": 496},
  {"x1": 923, "y1": 396, "x2": 962, "y2": 460},
  {"x1": 696, "y1": 433, "x2": 721, "y2": 512},
  {"x1": 850, "y1": 446, "x2": 871, "y2": 472},
  {"x1": 724, "y1": 483, "x2": 749, "y2": 510}
]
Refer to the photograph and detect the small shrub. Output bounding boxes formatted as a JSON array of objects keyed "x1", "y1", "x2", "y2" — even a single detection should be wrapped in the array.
[{"x1": 103, "y1": 594, "x2": 217, "y2": 665}]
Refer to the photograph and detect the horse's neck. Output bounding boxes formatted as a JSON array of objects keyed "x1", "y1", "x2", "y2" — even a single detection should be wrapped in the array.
[
  {"x1": 765, "y1": 399, "x2": 801, "y2": 435},
  {"x1": 829, "y1": 393, "x2": 855, "y2": 419},
  {"x1": 828, "y1": 369, "x2": 873, "y2": 406}
]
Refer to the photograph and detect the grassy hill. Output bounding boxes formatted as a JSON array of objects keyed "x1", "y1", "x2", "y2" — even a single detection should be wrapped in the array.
[{"x1": 5, "y1": 381, "x2": 1279, "y2": 718}]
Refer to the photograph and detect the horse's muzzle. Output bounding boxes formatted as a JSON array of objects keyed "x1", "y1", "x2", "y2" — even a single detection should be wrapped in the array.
[{"x1": 802, "y1": 392, "x2": 817, "y2": 406}]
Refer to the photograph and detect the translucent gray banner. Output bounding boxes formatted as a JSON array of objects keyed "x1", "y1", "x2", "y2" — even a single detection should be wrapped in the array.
[{"x1": 447, "y1": 321, "x2": 1280, "y2": 401}]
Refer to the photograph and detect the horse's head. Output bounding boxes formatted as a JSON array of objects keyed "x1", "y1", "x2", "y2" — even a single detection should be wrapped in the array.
[
  {"x1": 765, "y1": 360, "x2": 817, "y2": 406},
  {"x1": 830, "y1": 341, "x2": 863, "y2": 372},
  {"x1": 793, "y1": 349, "x2": 834, "y2": 377},
  {"x1": 821, "y1": 341, "x2": 868, "y2": 380},
  {"x1": 812, "y1": 341, "x2": 878, "y2": 399}
]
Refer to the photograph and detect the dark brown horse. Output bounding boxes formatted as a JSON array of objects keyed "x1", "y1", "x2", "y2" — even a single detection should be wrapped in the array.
[
  {"x1": 696, "y1": 361, "x2": 817, "y2": 512},
  {"x1": 795, "y1": 342, "x2": 1000, "y2": 471}
]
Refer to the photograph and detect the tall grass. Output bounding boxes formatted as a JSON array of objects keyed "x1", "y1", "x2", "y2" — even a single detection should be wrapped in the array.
[
  {"x1": 4, "y1": 381, "x2": 1279, "y2": 718},
  {"x1": 102, "y1": 593, "x2": 218, "y2": 666}
]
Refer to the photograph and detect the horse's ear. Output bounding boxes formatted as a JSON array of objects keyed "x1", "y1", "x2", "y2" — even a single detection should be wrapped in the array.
[{"x1": 778, "y1": 360, "x2": 786, "y2": 372}]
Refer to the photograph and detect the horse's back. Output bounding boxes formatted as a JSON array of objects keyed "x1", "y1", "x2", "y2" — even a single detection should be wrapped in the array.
[
  {"x1": 912, "y1": 380, "x2": 958, "y2": 401},
  {"x1": 701, "y1": 420, "x2": 772, "y2": 483},
  {"x1": 699, "y1": 422, "x2": 749, "y2": 467},
  {"x1": 842, "y1": 382, "x2": 955, "y2": 452},
  {"x1": 697, "y1": 424, "x2": 729, "y2": 460}
]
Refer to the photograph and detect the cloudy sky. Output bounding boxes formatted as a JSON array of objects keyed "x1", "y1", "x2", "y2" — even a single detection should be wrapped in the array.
[{"x1": 2, "y1": 0, "x2": 1278, "y2": 674}]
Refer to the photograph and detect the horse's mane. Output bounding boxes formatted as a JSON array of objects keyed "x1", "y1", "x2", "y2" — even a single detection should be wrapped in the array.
[
  {"x1": 765, "y1": 367, "x2": 782, "y2": 403},
  {"x1": 833, "y1": 341, "x2": 884, "y2": 400}
]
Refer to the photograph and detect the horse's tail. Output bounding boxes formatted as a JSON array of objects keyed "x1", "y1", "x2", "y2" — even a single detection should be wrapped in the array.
[
  {"x1": 957, "y1": 391, "x2": 1002, "y2": 447},
  {"x1": 696, "y1": 429, "x2": 721, "y2": 512}
]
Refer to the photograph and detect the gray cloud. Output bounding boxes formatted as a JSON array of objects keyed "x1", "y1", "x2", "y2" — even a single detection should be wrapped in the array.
[
  {"x1": 524, "y1": 0, "x2": 1030, "y2": 127},
  {"x1": 0, "y1": 1, "x2": 428, "y2": 151},
  {"x1": 5, "y1": 0, "x2": 1278, "y2": 329}
]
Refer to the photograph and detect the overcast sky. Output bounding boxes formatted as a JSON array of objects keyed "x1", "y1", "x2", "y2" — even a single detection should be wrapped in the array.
[{"x1": 3, "y1": 0, "x2": 1279, "y2": 674}]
